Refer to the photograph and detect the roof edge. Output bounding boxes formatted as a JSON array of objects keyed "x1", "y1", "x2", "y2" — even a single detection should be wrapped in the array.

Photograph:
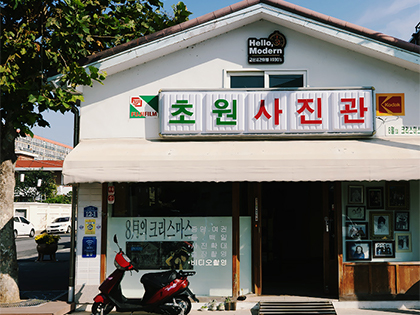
[{"x1": 80, "y1": 0, "x2": 420, "y2": 66}]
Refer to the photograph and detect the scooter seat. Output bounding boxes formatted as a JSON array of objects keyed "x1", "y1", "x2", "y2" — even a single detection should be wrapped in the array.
[{"x1": 141, "y1": 270, "x2": 177, "y2": 289}]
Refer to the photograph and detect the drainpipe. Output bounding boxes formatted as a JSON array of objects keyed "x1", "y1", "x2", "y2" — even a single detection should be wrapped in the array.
[{"x1": 68, "y1": 101, "x2": 80, "y2": 304}]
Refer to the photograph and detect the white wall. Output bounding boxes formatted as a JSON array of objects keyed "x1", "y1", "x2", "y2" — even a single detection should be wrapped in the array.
[
  {"x1": 80, "y1": 20, "x2": 419, "y2": 141},
  {"x1": 75, "y1": 183, "x2": 103, "y2": 303}
]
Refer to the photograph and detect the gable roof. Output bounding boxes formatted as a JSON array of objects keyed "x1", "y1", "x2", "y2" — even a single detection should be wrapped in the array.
[{"x1": 81, "y1": 0, "x2": 420, "y2": 75}]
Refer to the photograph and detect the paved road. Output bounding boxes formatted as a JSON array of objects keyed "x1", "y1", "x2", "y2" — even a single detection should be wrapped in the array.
[{"x1": 16, "y1": 233, "x2": 71, "y2": 299}]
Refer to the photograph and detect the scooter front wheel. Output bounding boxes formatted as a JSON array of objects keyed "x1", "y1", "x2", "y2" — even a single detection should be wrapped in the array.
[
  {"x1": 174, "y1": 295, "x2": 192, "y2": 315},
  {"x1": 91, "y1": 301, "x2": 114, "y2": 315}
]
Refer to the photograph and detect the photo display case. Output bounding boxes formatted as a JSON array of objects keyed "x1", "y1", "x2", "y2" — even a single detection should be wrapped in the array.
[{"x1": 344, "y1": 182, "x2": 412, "y2": 262}]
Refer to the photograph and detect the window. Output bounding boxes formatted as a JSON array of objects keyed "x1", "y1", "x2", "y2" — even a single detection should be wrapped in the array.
[
  {"x1": 231, "y1": 75, "x2": 264, "y2": 88},
  {"x1": 112, "y1": 182, "x2": 232, "y2": 217},
  {"x1": 227, "y1": 71, "x2": 306, "y2": 88}
]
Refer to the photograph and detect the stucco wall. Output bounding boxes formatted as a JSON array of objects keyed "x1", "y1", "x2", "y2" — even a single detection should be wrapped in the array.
[{"x1": 79, "y1": 20, "x2": 419, "y2": 141}]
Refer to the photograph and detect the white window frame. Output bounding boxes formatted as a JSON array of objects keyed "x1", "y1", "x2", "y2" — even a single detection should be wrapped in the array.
[{"x1": 223, "y1": 70, "x2": 308, "y2": 88}]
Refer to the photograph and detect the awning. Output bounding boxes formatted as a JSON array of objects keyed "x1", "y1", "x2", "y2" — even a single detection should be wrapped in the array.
[{"x1": 63, "y1": 138, "x2": 420, "y2": 184}]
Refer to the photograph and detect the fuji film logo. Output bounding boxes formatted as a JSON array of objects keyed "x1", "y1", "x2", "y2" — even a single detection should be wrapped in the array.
[{"x1": 131, "y1": 97, "x2": 142, "y2": 107}]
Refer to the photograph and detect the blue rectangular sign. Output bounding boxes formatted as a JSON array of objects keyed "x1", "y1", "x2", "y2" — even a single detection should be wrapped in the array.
[
  {"x1": 84, "y1": 206, "x2": 98, "y2": 218},
  {"x1": 82, "y1": 236, "x2": 97, "y2": 258}
]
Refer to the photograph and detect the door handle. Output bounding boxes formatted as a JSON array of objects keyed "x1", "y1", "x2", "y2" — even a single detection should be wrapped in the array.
[{"x1": 324, "y1": 217, "x2": 329, "y2": 232}]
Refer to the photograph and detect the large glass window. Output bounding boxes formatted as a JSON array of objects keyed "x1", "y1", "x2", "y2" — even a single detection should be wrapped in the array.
[{"x1": 112, "y1": 182, "x2": 232, "y2": 217}]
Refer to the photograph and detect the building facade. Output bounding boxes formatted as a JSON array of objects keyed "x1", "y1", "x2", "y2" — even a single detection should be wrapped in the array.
[
  {"x1": 15, "y1": 134, "x2": 72, "y2": 160},
  {"x1": 62, "y1": 0, "x2": 420, "y2": 304}
]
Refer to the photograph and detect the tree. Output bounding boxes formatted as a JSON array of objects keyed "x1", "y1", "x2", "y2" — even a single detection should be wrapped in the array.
[
  {"x1": 0, "y1": 0, "x2": 191, "y2": 303},
  {"x1": 14, "y1": 170, "x2": 57, "y2": 202}
]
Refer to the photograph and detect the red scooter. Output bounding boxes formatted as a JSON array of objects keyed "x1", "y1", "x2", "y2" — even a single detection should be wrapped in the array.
[{"x1": 92, "y1": 235, "x2": 199, "y2": 315}]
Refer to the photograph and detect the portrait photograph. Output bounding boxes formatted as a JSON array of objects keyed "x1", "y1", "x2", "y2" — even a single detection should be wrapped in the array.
[
  {"x1": 346, "y1": 206, "x2": 366, "y2": 221},
  {"x1": 366, "y1": 187, "x2": 384, "y2": 209},
  {"x1": 346, "y1": 241, "x2": 371, "y2": 261},
  {"x1": 395, "y1": 211, "x2": 409, "y2": 231},
  {"x1": 373, "y1": 241, "x2": 395, "y2": 258},
  {"x1": 369, "y1": 211, "x2": 393, "y2": 240},
  {"x1": 348, "y1": 185, "x2": 364, "y2": 204},
  {"x1": 386, "y1": 181, "x2": 410, "y2": 210},
  {"x1": 395, "y1": 233, "x2": 412, "y2": 253},
  {"x1": 345, "y1": 222, "x2": 368, "y2": 240}
]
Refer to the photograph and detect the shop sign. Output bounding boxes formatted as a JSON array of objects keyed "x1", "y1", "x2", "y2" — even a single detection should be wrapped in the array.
[
  {"x1": 130, "y1": 95, "x2": 158, "y2": 119},
  {"x1": 159, "y1": 89, "x2": 374, "y2": 137},
  {"x1": 110, "y1": 217, "x2": 231, "y2": 269},
  {"x1": 376, "y1": 93, "x2": 404, "y2": 116},
  {"x1": 248, "y1": 31, "x2": 286, "y2": 64},
  {"x1": 386, "y1": 125, "x2": 420, "y2": 136}
]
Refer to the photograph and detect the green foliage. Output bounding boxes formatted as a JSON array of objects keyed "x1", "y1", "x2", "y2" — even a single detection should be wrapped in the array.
[
  {"x1": 14, "y1": 169, "x2": 57, "y2": 201},
  {"x1": 0, "y1": 0, "x2": 192, "y2": 162},
  {"x1": 45, "y1": 191, "x2": 72, "y2": 204}
]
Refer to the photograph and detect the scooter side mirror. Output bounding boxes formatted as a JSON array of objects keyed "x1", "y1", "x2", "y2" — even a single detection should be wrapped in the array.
[{"x1": 113, "y1": 234, "x2": 118, "y2": 245}]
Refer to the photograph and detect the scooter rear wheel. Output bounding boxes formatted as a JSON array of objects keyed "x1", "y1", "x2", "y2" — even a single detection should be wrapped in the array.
[
  {"x1": 91, "y1": 301, "x2": 114, "y2": 315},
  {"x1": 174, "y1": 295, "x2": 192, "y2": 315}
]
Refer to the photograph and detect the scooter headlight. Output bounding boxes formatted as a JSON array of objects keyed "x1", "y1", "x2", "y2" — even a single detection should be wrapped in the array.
[{"x1": 114, "y1": 252, "x2": 131, "y2": 270}]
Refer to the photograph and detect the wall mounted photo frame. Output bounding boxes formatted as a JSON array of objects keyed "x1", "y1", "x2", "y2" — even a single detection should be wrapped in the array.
[
  {"x1": 395, "y1": 233, "x2": 412, "y2": 252},
  {"x1": 366, "y1": 187, "x2": 384, "y2": 209},
  {"x1": 345, "y1": 222, "x2": 368, "y2": 240},
  {"x1": 348, "y1": 185, "x2": 364, "y2": 204},
  {"x1": 373, "y1": 241, "x2": 395, "y2": 258},
  {"x1": 346, "y1": 206, "x2": 366, "y2": 221},
  {"x1": 346, "y1": 241, "x2": 371, "y2": 261},
  {"x1": 369, "y1": 211, "x2": 394, "y2": 240},
  {"x1": 386, "y1": 181, "x2": 410, "y2": 210},
  {"x1": 395, "y1": 211, "x2": 409, "y2": 231}
]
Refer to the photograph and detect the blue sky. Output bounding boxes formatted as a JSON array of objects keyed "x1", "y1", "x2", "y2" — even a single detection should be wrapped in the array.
[{"x1": 32, "y1": 0, "x2": 419, "y2": 146}]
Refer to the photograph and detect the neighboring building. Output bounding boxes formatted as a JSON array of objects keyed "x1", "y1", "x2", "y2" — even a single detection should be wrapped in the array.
[
  {"x1": 15, "y1": 134, "x2": 72, "y2": 160},
  {"x1": 14, "y1": 202, "x2": 71, "y2": 231},
  {"x1": 14, "y1": 159, "x2": 72, "y2": 198},
  {"x1": 62, "y1": 0, "x2": 419, "y2": 306}
]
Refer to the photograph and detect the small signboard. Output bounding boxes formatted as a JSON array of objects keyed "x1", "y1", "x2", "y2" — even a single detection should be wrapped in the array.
[
  {"x1": 130, "y1": 95, "x2": 159, "y2": 119},
  {"x1": 376, "y1": 93, "x2": 404, "y2": 116},
  {"x1": 82, "y1": 236, "x2": 97, "y2": 258},
  {"x1": 85, "y1": 219, "x2": 96, "y2": 234},
  {"x1": 248, "y1": 31, "x2": 286, "y2": 64},
  {"x1": 84, "y1": 206, "x2": 98, "y2": 218}
]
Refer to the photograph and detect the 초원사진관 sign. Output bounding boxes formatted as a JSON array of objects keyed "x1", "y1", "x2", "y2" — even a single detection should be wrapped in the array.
[{"x1": 159, "y1": 88, "x2": 374, "y2": 137}]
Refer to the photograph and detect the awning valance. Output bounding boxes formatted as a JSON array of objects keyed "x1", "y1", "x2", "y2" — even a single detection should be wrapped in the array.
[{"x1": 63, "y1": 138, "x2": 420, "y2": 184}]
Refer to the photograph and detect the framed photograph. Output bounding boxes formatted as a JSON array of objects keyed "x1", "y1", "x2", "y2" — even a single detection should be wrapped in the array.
[
  {"x1": 395, "y1": 211, "x2": 409, "y2": 231},
  {"x1": 346, "y1": 241, "x2": 371, "y2": 261},
  {"x1": 395, "y1": 233, "x2": 412, "y2": 252},
  {"x1": 345, "y1": 222, "x2": 368, "y2": 240},
  {"x1": 373, "y1": 241, "x2": 395, "y2": 258},
  {"x1": 346, "y1": 206, "x2": 366, "y2": 221},
  {"x1": 366, "y1": 187, "x2": 384, "y2": 209},
  {"x1": 386, "y1": 181, "x2": 410, "y2": 210},
  {"x1": 348, "y1": 185, "x2": 364, "y2": 204},
  {"x1": 369, "y1": 211, "x2": 393, "y2": 240}
]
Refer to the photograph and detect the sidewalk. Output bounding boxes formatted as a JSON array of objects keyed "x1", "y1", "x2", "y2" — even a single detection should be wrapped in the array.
[
  {"x1": 70, "y1": 295, "x2": 420, "y2": 315},
  {"x1": 1, "y1": 295, "x2": 419, "y2": 315}
]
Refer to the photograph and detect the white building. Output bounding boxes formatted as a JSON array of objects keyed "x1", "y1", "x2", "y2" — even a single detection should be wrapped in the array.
[{"x1": 63, "y1": 0, "x2": 420, "y2": 305}]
